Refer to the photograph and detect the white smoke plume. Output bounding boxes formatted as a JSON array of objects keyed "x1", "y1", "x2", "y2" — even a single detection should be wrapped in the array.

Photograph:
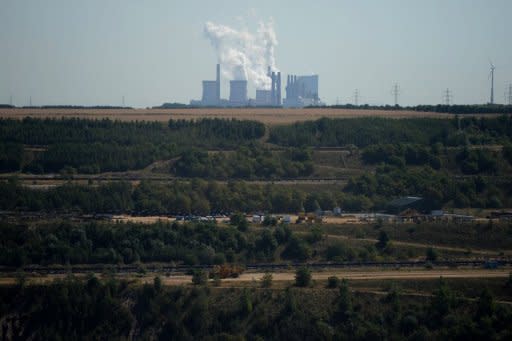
[{"x1": 204, "y1": 19, "x2": 278, "y2": 90}]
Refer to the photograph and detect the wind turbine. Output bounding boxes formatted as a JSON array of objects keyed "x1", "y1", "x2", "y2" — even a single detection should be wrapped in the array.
[{"x1": 489, "y1": 61, "x2": 496, "y2": 104}]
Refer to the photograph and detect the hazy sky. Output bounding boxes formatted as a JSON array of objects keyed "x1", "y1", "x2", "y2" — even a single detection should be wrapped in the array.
[{"x1": 1, "y1": 0, "x2": 511, "y2": 107}]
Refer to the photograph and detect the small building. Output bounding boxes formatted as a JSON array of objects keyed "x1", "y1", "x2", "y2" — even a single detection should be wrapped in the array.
[
  {"x1": 387, "y1": 196, "x2": 427, "y2": 215},
  {"x1": 252, "y1": 215, "x2": 264, "y2": 224}
]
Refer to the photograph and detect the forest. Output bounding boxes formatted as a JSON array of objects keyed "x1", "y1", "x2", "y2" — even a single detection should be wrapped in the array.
[
  {"x1": 173, "y1": 145, "x2": 314, "y2": 179},
  {"x1": 316, "y1": 103, "x2": 512, "y2": 114},
  {"x1": 1, "y1": 114, "x2": 512, "y2": 340},
  {"x1": 1, "y1": 276, "x2": 512, "y2": 340},
  {"x1": 0, "y1": 118, "x2": 265, "y2": 173},
  {"x1": 0, "y1": 219, "x2": 339, "y2": 266},
  {"x1": 269, "y1": 115, "x2": 512, "y2": 147}
]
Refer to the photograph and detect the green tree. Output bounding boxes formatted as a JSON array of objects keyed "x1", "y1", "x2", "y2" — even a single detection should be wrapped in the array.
[
  {"x1": 476, "y1": 287, "x2": 495, "y2": 319},
  {"x1": 327, "y1": 276, "x2": 340, "y2": 288},
  {"x1": 376, "y1": 230, "x2": 389, "y2": 250},
  {"x1": 153, "y1": 276, "x2": 162, "y2": 292},
  {"x1": 261, "y1": 272, "x2": 273, "y2": 288},
  {"x1": 334, "y1": 279, "x2": 352, "y2": 323},
  {"x1": 230, "y1": 212, "x2": 248, "y2": 232},
  {"x1": 430, "y1": 277, "x2": 455, "y2": 322},
  {"x1": 192, "y1": 269, "x2": 208, "y2": 285},
  {"x1": 307, "y1": 225, "x2": 323, "y2": 243},
  {"x1": 240, "y1": 289, "x2": 253, "y2": 316},
  {"x1": 295, "y1": 267, "x2": 312, "y2": 287},
  {"x1": 426, "y1": 247, "x2": 438, "y2": 262}
]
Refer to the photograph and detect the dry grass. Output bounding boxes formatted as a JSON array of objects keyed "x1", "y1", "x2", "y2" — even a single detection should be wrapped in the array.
[{"x1": 0, "y1": 107, "x2": 459, "y2": 125}]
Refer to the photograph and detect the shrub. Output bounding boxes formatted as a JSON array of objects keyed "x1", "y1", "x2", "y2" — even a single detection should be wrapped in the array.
[
  {"x1": 295, "y1": 267, "x2": 312, "y2": 287},
  {"x1": 192, "y1": 269, "x2": 208, "y2": 285},
  {"x1": 327, "y1": 276, "x2": 340, "y2": 288},
  {"x1": 426, "y1": 247, "x2": 438, "y2": 262},
  {"x1": 261, "y1": 272, "x2": 273, "y2": 288}
]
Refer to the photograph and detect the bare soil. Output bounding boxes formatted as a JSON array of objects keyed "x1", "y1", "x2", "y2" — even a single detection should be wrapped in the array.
[{"x1": 150, "y1": 268, "x2": 511, "y2": 286}]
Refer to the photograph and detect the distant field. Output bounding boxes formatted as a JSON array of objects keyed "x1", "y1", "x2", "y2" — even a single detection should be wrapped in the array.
[{"x1": 0, "y1": 107, "x2": 457, "y2": 125}]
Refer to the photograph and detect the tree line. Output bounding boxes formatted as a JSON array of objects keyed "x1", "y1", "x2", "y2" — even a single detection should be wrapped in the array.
[
  {"x1": 1, "y1": 275, "x2": 511, "y2": 339},
  {"x1": 345, "y1": 164, "x2": 511, "y2": 209},
  {"x1": 173, "y1": 145, "x2": 313, "y2": 179},
  {"x1": 2, "y1": 169, "x2": 511, "y2": 215},
  {"x1": 0, "y1": 118, "x2": 265, "y2": 173},
  {"x1": 0, "y1": 219, "x2": 378, "y2": 267},
  {"x1": 361, "y1": 143, "x2": 511, "y2": 175},
  {"x1": 313, "y1": 103, "x2": 512, "y2": 114},
  {"x1": 269, "y1": 115, "x2": 512, "y2": 147},
  {"x1": 0, "y1": 179, "x2": 352, "y2": 214}
]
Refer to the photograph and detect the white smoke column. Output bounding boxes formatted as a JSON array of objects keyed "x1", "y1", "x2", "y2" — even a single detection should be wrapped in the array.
[{"x1": 204, "y1": 18, "x2": 278, "y2": 89}]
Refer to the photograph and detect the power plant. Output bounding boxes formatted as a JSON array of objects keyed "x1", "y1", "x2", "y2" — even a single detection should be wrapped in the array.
[
  {"x1": 190, "y1": 64, "x2": 320, "y2": 107},
  {"x1": 198, "y1": 64, "x2": 221, "y2": 106},
  {"x1": 254, "y1": 67, "x2": 281, "y2": 106},
  {"x1": 283, "y1": 74, "x2": 320, "y2": 107},
  {"x1": 228, "y1": 80, "x2": 248, "y2": 106}
]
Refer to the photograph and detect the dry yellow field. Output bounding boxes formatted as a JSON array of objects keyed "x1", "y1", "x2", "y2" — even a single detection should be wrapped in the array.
[{"x1": 0, "y1": 107, "x2": 458, "y2": 125}]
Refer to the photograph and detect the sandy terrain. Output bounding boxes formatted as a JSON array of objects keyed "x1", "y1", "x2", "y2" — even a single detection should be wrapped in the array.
[
  {"x1": 112, "y1": 215, "x2": 174, "y2": 224},
  {"x1": 1, "y1": 268, "x2": 509, "y2": 288},
  {"x1": 153, "y1": 268, "x2": 511, "y2": 285},
  {"x1": 0, "y1": 108, "x2": 457, "y2": 125}
]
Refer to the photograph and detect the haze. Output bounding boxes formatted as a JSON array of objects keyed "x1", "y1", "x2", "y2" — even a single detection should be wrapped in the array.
[{"x1": 1, "y1": 0, "x2": 510, "y2": 107}]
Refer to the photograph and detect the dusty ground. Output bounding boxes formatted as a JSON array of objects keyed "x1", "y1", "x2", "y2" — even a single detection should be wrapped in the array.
[
  {"x1": 0, "y1": 108, "x2": 459, "y2": 125},
  {"x1": 1, "y1": 268, "x2": 508, "y2": 287},
  {"x1": 139, "y1": 268, "x2": 512, "y2": 286}
]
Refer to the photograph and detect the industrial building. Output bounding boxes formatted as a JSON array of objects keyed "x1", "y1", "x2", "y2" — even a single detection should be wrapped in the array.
[
  {"x1": 229, "y1": 80, "x2": 248, "y2": 106},
  {"x1": 284, "y1": 74, "x2": 321, "y2": 107},
  {"x1": 253, "y1": 67, "x2": 281, "y2": 106},
  {"x1": 202, "y1": 64, "x2": 221, "y2": 106},
  {"x1": 190, "y1": 64, "x2": 319, "y2": 108},
  {"x1": 190, "y1": 64, "x2": 221, "y2": 106}
]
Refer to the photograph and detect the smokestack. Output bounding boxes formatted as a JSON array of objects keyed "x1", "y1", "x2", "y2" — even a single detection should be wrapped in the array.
[
  {"x1": 216, "y1": 63, "x2": 220, "y2": 103},
  {"x1": 271, "y1": 71, "x2": 276, "y2": 106},
  {"x1": 267, "y1": 66, "x2": 272, "y2": 77},
  {"x1": 277, "y1": 72, "x2": 281, "y2": 106}
]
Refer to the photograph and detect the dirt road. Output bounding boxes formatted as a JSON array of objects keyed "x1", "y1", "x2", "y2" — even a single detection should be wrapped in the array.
[
  {"x1": 1, "y1": 268, "x2": 508, "y2": 287},
  {"x1": 156, "y1": 268, "x2": 510, "y2": 285}
]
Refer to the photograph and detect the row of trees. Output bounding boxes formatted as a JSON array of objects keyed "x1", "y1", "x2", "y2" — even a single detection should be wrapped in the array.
[
  {"x1": 0, "y1": 276, "x2": 510, "y2": 339},
  {"x1": 362, "y1": 143, "x2": 511, "y2": 175},
  {"x1": 318, "y1": 103, "x2": 512, "y2": 114},
  {"x1": 0, "y1": 219, "x2": 357, "y2": 266},
  {"x1": 0, "y1": 118, "x2": 265, "y2": 173},
  {"x1": 0, "y1": 143, "x2": 23, "y2": 172},
  {"x1": 362, "y1": 143, "x2": 442, "y2": 169},
  {"x1": 0, "y1": 117, "x2": 265, "y2": 146},
  {"x1": 25, "y1": 142, "x2": 175, "y2": 174},
  {"x1": 0, "y1": 178, "x2": 369, "y2": 214},
  {"x1": 2, "y1": 168, "x2": 511, "y2": 215},
  {"x1": 174, "y1": 146, "x2": 314, "y2": 179},
  {"x1": 269, "y1": 115, "x2": 512, "y2": 147},
  {"x1": 345, "y1": 164, "x2": 511, "y2": 209}
]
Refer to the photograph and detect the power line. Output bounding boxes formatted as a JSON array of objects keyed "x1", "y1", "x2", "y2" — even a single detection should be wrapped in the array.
[
  {"x1": 507, "y1": 84, "x2": 512, "y2": 106},
  {"x1": 443, "y1": 88, "x2": 452, "y2": 105},
  {"x1": 353, "y1": 89, "x2": 359, "y2": 106},
  {"x1": 392, "y1": 83, "x2": 400, "y2": 106},
  {"x1": 489, "y1": 62, "x2": 496, "y2": 104}
]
